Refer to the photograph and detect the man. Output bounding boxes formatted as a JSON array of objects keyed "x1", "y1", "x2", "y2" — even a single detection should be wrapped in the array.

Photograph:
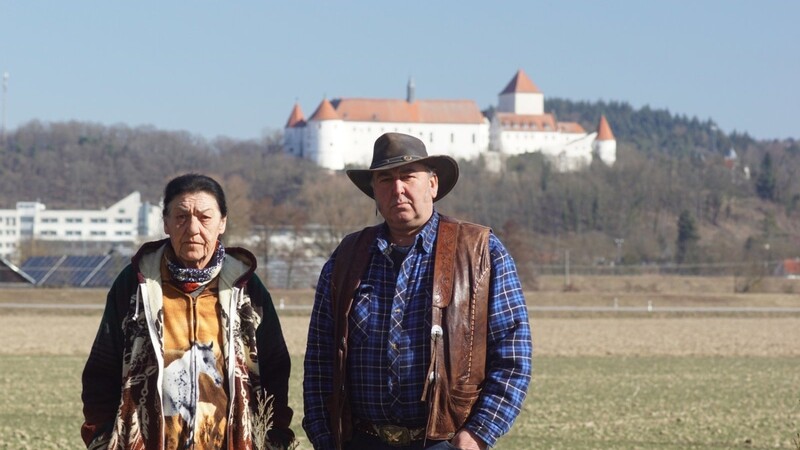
[
  {"x1": 82, "y1": 174, "x2": 295, "y2": 449},
  {"x1": 303, "y1": 133, "x2": 532, "y2": 449}
]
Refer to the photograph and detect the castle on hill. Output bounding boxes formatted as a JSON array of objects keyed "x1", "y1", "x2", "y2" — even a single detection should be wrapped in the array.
[{"x1": 283, "y1": 69, "x2": 616, "y2": 172}]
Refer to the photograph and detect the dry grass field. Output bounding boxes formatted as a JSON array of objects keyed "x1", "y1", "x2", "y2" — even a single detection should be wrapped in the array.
[{"x1": 1, "y1": 276, "x2": 799, "y2": 449}]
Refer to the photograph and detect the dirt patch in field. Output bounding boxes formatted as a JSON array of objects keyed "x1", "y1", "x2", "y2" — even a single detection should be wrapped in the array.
[
  {"x1": 279, "y1": 316, "x2": 800, "y2": 358},
  {"x1": 6, "y1": 313, "x2": 796, "y2": 358},
  {"x1": 530, "y1": 317, "x2": 800, "y2": 357},
  {"x1": 1, "y1": 315, "x2": 101, "y2": 356}
]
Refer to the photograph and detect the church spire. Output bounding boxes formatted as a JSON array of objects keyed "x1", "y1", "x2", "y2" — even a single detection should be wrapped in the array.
[{"x1": 407, "y1": 76, "x2": 416, "y2": 103}]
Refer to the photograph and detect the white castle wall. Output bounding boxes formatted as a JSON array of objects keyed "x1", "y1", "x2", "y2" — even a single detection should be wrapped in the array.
[
  {"x1": 594, "y1": 138, "x2": 617, "y2": 165},
  {"x1": 307, "y1": 119, "x2": 489, "y2": 170},
  {"x1": 498, "y1": 92, "x2": 544, "y2": 115}
]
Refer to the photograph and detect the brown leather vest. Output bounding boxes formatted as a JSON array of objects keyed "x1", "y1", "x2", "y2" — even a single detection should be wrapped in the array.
[{"x1": 329, "y1": 215, "x2": 491, "y2": 449}]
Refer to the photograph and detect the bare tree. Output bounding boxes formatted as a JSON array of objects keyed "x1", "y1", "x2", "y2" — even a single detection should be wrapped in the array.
[{"x1": 223, "y1": 174, "x2": 252, "y2": 242}]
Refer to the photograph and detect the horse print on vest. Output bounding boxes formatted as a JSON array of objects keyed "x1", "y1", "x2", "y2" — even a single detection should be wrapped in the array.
[{"x1": 163, "y1": 342, "x2": 224, "y2": 431}]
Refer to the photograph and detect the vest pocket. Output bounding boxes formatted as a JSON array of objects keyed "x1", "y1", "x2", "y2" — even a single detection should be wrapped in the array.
[{"x1": 448, "y1": 384, "x2": 482, "y2": 425}]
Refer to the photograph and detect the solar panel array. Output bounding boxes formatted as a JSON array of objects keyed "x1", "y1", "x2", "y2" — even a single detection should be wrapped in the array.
[
  {"x1": 19, "y1": 256, "x2": 65, "y2": 284},
  {"x1": 19, "y1": 255, "x2": 131, "y2": 287},
  {"x1": 82, "y1": 255, "x2": 130, "y2": 287},
  {"x1": 15, "y1": 254, "x2": 325, "y2": 288}
]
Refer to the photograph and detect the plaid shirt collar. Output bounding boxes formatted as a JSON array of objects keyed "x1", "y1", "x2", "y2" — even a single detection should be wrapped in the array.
[{"x1": 373, "y1": 210, "x2": 440, "y2": 257}]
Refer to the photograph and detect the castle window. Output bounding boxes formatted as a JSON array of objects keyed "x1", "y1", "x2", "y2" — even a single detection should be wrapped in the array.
[{"x1": 450, "y1": 133, "x2": 454, "y2": 143}]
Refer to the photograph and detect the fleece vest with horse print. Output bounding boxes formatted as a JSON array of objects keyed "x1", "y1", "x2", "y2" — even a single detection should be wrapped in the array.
[
  {"x1": 160, "y1": 257, "x2": 228, "y2": 450},
  {"x1": 81, "y1": 239, "x2": 291, "y2": 450}
]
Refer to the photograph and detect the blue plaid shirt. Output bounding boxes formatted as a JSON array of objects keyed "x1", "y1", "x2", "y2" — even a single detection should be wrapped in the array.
[{"x1": 303, "y1": 212, "x2": 532, "y2": 448}]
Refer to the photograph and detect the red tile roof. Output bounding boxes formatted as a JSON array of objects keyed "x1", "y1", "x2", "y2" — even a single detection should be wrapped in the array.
[
  {"x1": 783, "y1": 258, "x2": 800, "y2": 275},
  {"x1": 596, "y1": 115, "x2": 615, "y2": 141},
  {"x1": 285, "y1": 103, "x2": 305, "y2": 127},
  {"x1": 494, "y1": 113, "x2": 585, "y2": 132},
  {"x1": 309, "y1": 98, "x2": 340, "y2": 121},
  {"x1": 500, "y1": 69, "x2": 541, "y2": 95},
  {"x1": 558, "y1": 121, "x2": 586, "y2": 133},
  {"x1": 328, "y1": 98, "x2": 485, "y2": 124}
]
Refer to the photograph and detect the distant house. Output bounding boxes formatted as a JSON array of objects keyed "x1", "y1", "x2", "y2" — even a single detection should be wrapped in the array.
[
  {"x1": 284, "y1": 69, "x2": 617, "y2": 172},
  {"x1": 723, "y1": 148, "x2": 738, "y2": 170},
  {"x1": 776, "y1": 258, "x2": 800, "y2": 279}
]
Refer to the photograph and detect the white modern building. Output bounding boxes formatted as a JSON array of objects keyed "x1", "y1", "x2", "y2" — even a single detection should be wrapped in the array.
[
  {"x1": 284, "y1": 69, "x2": 616, "y2": 172},
  {"x1": 0, "y1": 192, "x2": 163, "y2": 258},
  {"x1": 0, "y1": 209, "x2": 20, "y2": 258}
]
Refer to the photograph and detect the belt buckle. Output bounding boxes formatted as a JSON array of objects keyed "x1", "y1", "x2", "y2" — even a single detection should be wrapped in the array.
[{"x1": 379, "y1": 424, "x2": 411, "y2": 447}]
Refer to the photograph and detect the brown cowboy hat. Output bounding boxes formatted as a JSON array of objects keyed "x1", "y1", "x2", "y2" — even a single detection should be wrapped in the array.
[{"x1": 346, "y1": 132, "x2": 459, "y2": 201}]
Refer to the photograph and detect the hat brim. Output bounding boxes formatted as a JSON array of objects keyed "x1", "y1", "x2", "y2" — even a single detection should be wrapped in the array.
[{"x1": 346, "y1": 155, "x2": 459, "y2": 201}]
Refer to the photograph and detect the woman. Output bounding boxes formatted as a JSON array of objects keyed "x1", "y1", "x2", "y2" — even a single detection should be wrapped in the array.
[{"x1": 81, "y1": 174, "x2": 294, "y2": 450}]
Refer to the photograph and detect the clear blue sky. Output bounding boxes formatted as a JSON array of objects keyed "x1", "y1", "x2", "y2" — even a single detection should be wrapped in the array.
[{"x1": 1, "y1": 1, "x2": 797, "y2": 141}]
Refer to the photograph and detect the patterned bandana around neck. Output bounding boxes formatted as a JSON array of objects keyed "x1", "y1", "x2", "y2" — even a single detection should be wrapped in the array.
[{"x1": 167, "y1": 240, "x2": 226, "y2": 293}]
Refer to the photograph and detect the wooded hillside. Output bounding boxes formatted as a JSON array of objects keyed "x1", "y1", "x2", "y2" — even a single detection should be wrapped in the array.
[{"x1": 2, "y1": 100, "x2": 798, "y2": 280}]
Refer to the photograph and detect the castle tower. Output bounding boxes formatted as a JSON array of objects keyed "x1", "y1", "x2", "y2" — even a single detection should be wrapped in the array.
[
  {"x1": 592, "y1": 114, "x2": 617, "y2": 165},
  {"x1": 407, "y1": 77, "x2": 415, "y2": 103},
  {"x1": 497, "y1": 69, "x2": 544, "y2": 115},
  {"x1": 285, "y1": 102, "x2": 305, "y2": 127},
  {"x1": 307, "y1": 98, "x2": 344, "y2": 170},
  {"x1": 283, "y1": 102, "x2": 306, "y2": 157}
]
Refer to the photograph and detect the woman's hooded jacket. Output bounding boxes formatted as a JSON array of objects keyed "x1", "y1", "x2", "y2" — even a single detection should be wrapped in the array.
[{"x1": 81, "y1": 239, "x2": 292, "y2": 449}]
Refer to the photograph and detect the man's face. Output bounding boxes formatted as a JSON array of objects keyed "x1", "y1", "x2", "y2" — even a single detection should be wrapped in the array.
[
  {"x1": 163, "y1": 191, "x2": 227, "y2": 268},
  {"x1": 372, "y1": 162, "x2": 438, "y2": 238}
]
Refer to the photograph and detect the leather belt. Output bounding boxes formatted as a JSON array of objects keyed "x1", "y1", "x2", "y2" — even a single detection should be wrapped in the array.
[{"x1": 354, "y1": 419, "x2": 426, "y2": 446}]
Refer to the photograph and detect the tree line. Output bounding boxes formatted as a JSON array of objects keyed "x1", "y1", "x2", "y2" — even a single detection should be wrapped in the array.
[{"x1": 1, "y1": 99, "x2": 799, "y2": 284}]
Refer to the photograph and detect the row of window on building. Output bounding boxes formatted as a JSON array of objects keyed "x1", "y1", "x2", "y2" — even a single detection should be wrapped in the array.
[
  {"x1": 38, "y1": 230, "x2": 133, "y2": 237},
  {"x1": 35, "y1": 217, "x2": 133, "y2": 224}
]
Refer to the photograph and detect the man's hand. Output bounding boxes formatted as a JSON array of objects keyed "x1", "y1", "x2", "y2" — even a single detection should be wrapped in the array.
[{"x1": 450, "y1": 429, "x2": 487, "y2": 450}]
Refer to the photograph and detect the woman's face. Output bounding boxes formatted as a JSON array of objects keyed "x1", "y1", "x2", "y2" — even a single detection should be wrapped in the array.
[{"x1": 163, "y1": 191, "x2": 227, "y2": 268}]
